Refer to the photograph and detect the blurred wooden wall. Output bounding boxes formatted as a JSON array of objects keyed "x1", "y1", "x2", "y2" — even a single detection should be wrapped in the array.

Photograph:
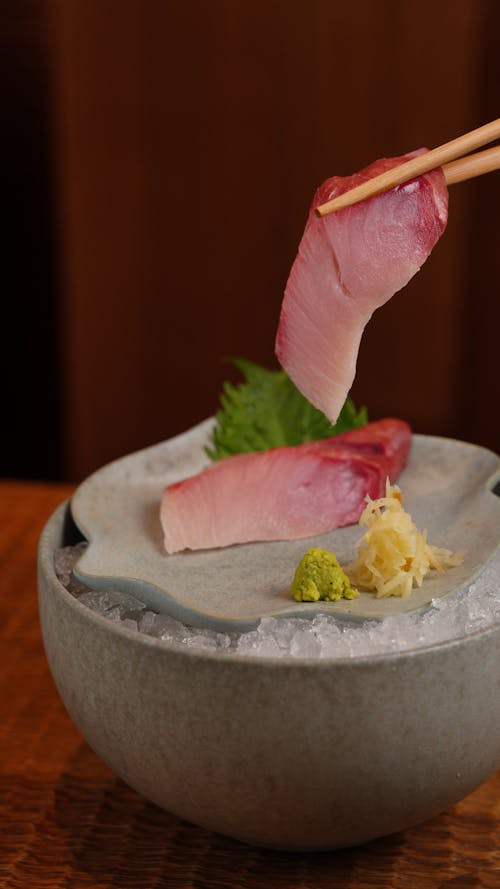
[
  {"x1": 45, "y1": 0, "x2": 499, "y2": 480},
  {"x1": 2, "y1": 1, "x2": 60, "y2": 480}
]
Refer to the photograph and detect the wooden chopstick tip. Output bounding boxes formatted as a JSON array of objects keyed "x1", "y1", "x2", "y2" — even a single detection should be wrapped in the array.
[{"x1": 315, "y1": 204, "x2": 329, "y2": 218}]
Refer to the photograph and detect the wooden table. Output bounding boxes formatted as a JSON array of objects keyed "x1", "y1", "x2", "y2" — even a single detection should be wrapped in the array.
[{"x1": 1, "y1": 480, "x2": 499, "y2": 888}]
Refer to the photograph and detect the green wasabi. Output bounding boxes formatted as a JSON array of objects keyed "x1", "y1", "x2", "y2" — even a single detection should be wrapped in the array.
[{"x1": 291, "y1": 547, "x2": 359, "y2": 602}]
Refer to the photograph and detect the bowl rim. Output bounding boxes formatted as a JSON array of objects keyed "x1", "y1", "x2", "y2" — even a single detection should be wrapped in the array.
[{"x1": 38, "y1": 500, "x2": 500, "y2": 671}]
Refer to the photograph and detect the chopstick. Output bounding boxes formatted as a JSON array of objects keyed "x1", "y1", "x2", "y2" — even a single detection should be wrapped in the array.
[
  {"x1": 315, "y1": 118, "x2": 500, "y2": 217},
  {"x1": 442, "y1": 145, "x2": 500, "y2": 185}
]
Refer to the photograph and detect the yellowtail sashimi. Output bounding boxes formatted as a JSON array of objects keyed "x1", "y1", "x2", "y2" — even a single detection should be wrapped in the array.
[
  {"x1": 160, "y1": 419, "x2": 411, "y2": 553},
  {"x1": 275, "y1": 153, "x2": 448, "y2": 422}
]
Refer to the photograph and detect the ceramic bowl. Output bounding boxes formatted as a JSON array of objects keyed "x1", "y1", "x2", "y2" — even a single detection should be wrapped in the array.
[{"x1": 38, "y1": 501, "x2": 500, "y2": 851}]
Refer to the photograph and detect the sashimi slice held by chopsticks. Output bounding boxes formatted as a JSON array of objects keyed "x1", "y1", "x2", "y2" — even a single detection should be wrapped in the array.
[
  {"x1": 275, "y1": 152, "x2": 448, "y2": 423},
  {"x1": 160, "y1": 418, "x2": 411, "y2": 553}
]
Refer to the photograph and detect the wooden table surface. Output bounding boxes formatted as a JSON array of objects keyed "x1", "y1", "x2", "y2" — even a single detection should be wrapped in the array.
[{"x1": 1, "y1": 480, "x2": 499, "y2": 889}]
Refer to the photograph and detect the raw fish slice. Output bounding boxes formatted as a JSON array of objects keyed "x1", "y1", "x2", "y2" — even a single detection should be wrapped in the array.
[
  {"x1": 275, "y1": 153, "x2": 448, "y2": 422},
  {"x1": 311, "y1": 418, "x2": 412, "y2": 480},
  {"x1": 161, "y1": 447, "x2": 386, "y2": 553},
  {"x1": 160, "y1": 420, "x2": 411, "y2": 554}
]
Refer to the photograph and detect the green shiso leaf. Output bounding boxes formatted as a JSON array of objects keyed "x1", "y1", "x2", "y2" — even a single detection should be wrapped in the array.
[{"x1": 206, "y1": 358, "x2": 368, "y2": 460}]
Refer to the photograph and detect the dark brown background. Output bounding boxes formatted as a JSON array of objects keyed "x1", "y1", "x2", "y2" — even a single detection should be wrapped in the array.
[{"x1": 3, "y1": 0, "x2": 499, "y2": 482}]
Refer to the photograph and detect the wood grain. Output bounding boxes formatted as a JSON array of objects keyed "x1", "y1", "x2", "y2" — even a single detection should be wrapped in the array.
[
  {"x1": 0, "y1": 480, "x2": 499, "y2": 887},
  {"x1": 47, "y1": 0, "x2": 499, "y2": 481}
]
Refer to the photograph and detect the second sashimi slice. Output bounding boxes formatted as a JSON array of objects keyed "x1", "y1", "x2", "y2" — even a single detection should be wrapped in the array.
[
  {"x1": 160, "y1": 419, "x2": 411, "y2": 553},
  {"x1": 309, "y1": 417, "x2": 411, "y2": 481},
  {"x1": 275, "y1": 153, "x2": 448, "y2": 423}
]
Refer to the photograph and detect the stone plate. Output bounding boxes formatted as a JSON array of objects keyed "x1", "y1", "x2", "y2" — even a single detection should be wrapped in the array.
[{"x1": 70, "y1": 419, "x2": 500, "y2": 631}]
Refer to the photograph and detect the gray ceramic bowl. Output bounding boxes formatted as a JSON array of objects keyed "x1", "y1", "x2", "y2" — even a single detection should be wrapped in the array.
[{"x1": 38, "y1": 501, "x2": 500, "y2": 851}]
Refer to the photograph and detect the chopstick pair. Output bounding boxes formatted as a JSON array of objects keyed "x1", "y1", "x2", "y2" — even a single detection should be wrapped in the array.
[{"x1": 315, "y1": 118, "x2": 500, "y2": 217}]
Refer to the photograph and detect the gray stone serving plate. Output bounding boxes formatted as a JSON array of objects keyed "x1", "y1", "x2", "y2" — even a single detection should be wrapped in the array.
[
  {"x1": 38, "y1": 500, "x2": 500, "y2": 850},
  {"x1": 70, "y1": 419, "x2": 500, "y2": 631}
]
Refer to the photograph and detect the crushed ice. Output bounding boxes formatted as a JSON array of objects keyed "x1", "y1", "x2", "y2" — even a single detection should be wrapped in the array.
[{"x1": 54, "y1": 543, "x2": 500, "y2": 660}]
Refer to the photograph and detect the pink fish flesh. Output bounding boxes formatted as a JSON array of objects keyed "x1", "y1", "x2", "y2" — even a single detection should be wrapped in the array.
[
  {"x1": 275, "y1": 153, "x2": 448, "y2": 423},
  {"x1": 309, "y1": 417, "x2": 411, "y2": 480},
  {"x1": 160, "y1": 419, "x2": 411, "y2": 553}
]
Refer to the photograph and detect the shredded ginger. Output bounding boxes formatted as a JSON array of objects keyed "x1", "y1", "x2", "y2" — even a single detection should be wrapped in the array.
[{"x1": 346, "y1": 480, "x2": 463, "y2": 598}]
